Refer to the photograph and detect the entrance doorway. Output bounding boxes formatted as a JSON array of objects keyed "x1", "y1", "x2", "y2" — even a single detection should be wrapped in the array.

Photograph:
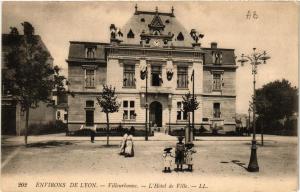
[
  {"x1": 149, "y1": 101, "x2": 162, "y2": 127},
  {"x1": 85, "y1": 110, "x2": 94, "y2": 126}
]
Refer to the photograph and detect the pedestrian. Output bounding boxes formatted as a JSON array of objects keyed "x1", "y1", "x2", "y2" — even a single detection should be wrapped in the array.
[
  {"x1": 185, "y1": 143, "x2": 196, "y2": 172},
  {"x1": 162, "y1": 147, "x2": 173, "y2": 173},
  {"x1": 119, "y1": 129, "x2": 128, "y2": 155},
  {"x1": 90, "y1": 129, "x2": 96, "y2": 143},
  {"x1": 124, "y1": 131, "x2": 134, "y2": 157},
  {"x1": 175, "y1": 136, "x2": 185, "y2": 171}
]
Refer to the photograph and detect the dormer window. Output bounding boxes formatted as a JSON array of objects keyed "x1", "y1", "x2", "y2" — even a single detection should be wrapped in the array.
[
  {"x1": 212, "y1": 51, "x2": 223, "y2": 64},
  {"x1": 127, "y1": 29, "x2": 135, "y2": 38},
  {"x1": 85, "y1": 47, "x2": 96, "y2": 59},
  {"x1": 177, "y1": 32, "x2": 184, "y2": 41}
]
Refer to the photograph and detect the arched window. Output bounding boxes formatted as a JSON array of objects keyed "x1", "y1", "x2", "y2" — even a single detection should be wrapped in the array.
[
  {"x1": 127, "y1": 29, "x2": 135, "y2": 38},
  {"x1": 177, "y1": 32, "x2": 184, "y2": 41}
]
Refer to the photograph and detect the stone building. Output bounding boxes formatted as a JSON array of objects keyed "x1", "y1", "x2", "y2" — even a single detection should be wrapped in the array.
[{"x1": 67, "y1": 6, "x2": 237, "y2": 133}]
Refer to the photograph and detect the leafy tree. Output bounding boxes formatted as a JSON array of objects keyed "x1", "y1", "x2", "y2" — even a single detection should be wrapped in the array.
[
  {"x1": 5, "y1": 22, "x2": 68, "y2": 146},
  {"x1": 255, "y1": 79, "x2": 298, "y2": 131},
  {"x1": 182, "y1": 92, "x2": 199, "y2": 142},
  {"x1": 96, "y1": 85, "x2": 120, "y2": 145}
]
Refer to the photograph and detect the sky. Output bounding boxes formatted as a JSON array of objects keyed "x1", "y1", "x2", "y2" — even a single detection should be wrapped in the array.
[{"x1": 2, "y1": 1, "x2": 298, "y2": 114}]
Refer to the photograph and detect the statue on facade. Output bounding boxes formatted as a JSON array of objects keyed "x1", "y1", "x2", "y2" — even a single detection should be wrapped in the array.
[
  {"x1": 190, "y1": 29, "x2": 204, "y2": 44},
  {"x1": 166, "y1": 60, "x2": 173, "y2": 81},
  {"x1": 140, "y1": 61, "x2": 147, "y2": 80},
  {"x1": 110, "y1": 24, "x2": 123, "y2": 41}
]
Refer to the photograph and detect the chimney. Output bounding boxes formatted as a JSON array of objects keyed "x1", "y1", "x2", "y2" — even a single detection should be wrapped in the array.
[{"x1": 211, "y1": 42, "x2": 218, "y2": 49}]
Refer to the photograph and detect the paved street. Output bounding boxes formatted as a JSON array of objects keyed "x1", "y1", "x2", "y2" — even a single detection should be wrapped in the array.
[{"x1": 1, "y1": 133, "x2": 298, "y2": 192}]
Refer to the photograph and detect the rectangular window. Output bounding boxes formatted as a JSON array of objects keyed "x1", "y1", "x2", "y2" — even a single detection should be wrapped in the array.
[
  {"x1": 123, "y1": 65, "x2": 136, "y2": 87},
  {"x1": 213, "y1": 73, "x2": 222, "y2": 91},
  {"x1": 151, "y1": 66, "x2": 162, "y2": 86},
  {"x1": 202, "y1": 118, "x2": 209, "y2": 122},
  {"x1": 177, "y1": 67, "x2": 188, "y2": 88},
  {"x1": 123, "y1": 100, "x2": 136, "y2": 120},
  {"x1": 86, "y1": 100, "x2": 94, "y2": 108},
  {"x1": 213, "y1": 103, "x2": 221, "y2": 118},
  {"x1": 85, "y1": 69, "x2": 95, "y2": 88},
  {"x1": 177, "y1": 102, "x2": 187, "y2": 120}
]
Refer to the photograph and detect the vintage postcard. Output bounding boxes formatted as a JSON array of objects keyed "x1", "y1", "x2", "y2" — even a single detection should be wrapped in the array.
[{"x1": 1, "y1": 1, "x2": 298, "y2": 192}]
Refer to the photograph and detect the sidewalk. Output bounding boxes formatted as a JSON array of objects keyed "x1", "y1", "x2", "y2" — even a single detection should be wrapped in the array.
[{"x1": 2, "y1": 132, "x2": 296, "y2": 145}]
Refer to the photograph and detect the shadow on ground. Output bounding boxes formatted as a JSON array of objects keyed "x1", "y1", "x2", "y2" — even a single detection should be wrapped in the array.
[
  {"x1": 219, "y1": 160, "x2": 248, "y2": 171},
  {"x1": 243, "y1": 142, "x2": 277, "y2": 147},
  {"x1": 27, "y1": 141, "x2": 73, "y2": 148},
  {"x1": 98, "y1": 144, "x2": 120, "y2": 148},
  {"x1": 231, "y1": 160, "x2": 248, "y2": 171}
]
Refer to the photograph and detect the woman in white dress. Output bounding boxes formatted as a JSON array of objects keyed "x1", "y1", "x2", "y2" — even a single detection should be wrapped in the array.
[
  {"x1": 125, "y1": 133, "x2": 134, "y2": 157},
  {"x1": 119, "y1": 130, "x2": 128, "y2": 155}
]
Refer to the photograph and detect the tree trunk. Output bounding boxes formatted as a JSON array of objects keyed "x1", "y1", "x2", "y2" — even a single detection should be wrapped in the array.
[
  {"x1": 25, "y1": 107, "x2": 29, "y2": 147},
  {"x1": 106, "y1": 112, "x2": 110, "y2": 146}
]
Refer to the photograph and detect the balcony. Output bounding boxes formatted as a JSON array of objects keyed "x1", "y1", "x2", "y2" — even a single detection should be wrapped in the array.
[{"x1": 139, "y1": 86, "x2": 172, "y2": 94}]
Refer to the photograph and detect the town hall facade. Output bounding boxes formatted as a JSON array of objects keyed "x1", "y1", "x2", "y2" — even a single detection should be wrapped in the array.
[{"x1": 66, "y1": 6, "x2": 237, "y2": 133}]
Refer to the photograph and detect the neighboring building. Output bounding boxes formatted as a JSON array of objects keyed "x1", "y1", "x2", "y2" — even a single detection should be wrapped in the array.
[
  {"x1": 2, "y1": 32, "x2": 56, "y2": 135},
  {"x1": 67, "y1": 6, "x2": 237, "y2": 133},
  {"x1": 53, "y1": 93, "x2": 68, "y2": 123}
]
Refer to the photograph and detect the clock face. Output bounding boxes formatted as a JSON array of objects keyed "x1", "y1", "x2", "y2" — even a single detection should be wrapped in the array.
[{"x1": 152, "y1": 40, "x2": 160, "y2": 47}]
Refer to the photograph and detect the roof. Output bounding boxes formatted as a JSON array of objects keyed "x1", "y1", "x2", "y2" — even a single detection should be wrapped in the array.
[
  {"x1": 67, "y1": 41, "x2": 107, "y2": 60},
  {"x1": 118, "y1": 8, "x2": 195, "y2": 47}
]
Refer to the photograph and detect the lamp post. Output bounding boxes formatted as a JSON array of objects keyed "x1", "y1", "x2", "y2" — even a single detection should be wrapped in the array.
[
  {"x1": 248, "y1": 107, "x2": 251, "y2": 136},
  {"x1": 145, "y1": 66, "x2": 148, "y2": 141},
  {"x1": 238, "y1": 48, "x2": 270, "y2": 172},
  {"x1": 192, "y1": 69, "x2": 195, "y2": 141}
]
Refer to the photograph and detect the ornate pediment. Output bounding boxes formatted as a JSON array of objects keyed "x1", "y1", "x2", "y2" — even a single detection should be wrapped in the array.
[{"x1": 148, "y1": 14, "x2": 165, "y2": 31}]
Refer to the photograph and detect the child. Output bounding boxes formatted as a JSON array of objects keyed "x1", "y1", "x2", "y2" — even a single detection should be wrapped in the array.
[
  {"x1": 185, "y1": 143, "x2": 196, "y2": 172},
  {"x1": 175, "y1": 136, "x2": 185, "y2": 171},
  {"x1": 162, "y1": 147, "x2": 173, "y2": 173}
]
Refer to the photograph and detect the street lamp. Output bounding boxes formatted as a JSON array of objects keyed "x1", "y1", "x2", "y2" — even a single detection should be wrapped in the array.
[
  {"x1": 140, "y1": 61, "x2": 148, "y2": 141},
  {"x1": 192, "y1": 69, "x2": 195, "y2": 141},
  {"x1": 248, "y1": 107, "x2": 251, "y2": 137},
  {"x1": 145, "y1": 66, "x2": 148, "y2": 141},
  {"x1": 238, "y1": 48, "x2": 270, "y2": 172}
]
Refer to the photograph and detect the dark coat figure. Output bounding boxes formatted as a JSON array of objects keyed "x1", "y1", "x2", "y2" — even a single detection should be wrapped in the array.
[
  {"x1": 90, "y1": 129, "x2": 96, "y2": 143},
  {"x1": 175, "y1": 136, "x2": 185, "y2": 171}
]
